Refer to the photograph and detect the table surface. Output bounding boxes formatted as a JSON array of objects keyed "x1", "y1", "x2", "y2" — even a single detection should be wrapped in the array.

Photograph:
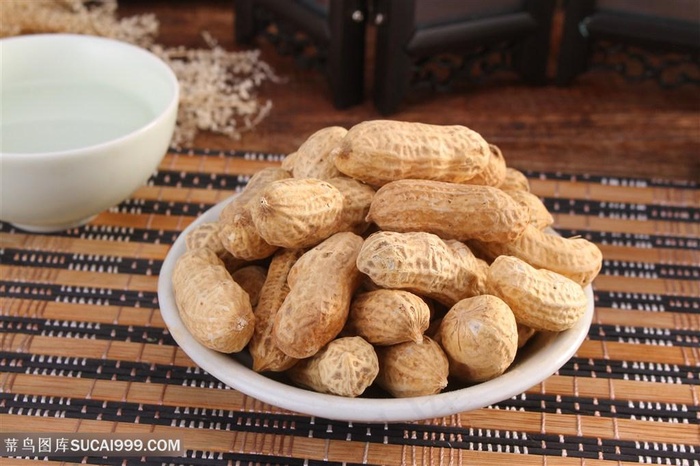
[{"x1": 1, "y1": 147, "x2": 698, "y2": 465}]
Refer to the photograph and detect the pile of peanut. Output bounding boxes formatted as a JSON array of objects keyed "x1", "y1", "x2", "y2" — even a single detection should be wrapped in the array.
[{"x1": 172, "y1": 120, "x2": 603, "y2": 398}]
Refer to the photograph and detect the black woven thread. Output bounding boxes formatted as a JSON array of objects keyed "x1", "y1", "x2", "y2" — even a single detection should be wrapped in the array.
[
  {"x1": 0, "y1": 353, "x2": 227, "y2": 388},
  {"x1": 113, "y1": 198, "x2": 216, "y2": 218},
  {"x1": 555, "y1": 229, "x2": 699, "y2": 251},
  {"x1": 493, "y1": 391, "x2": 698, "y2": 422},
  {"x1": 599, "y1": 260, "x2": 699, "y2": 281},
  {"x1": 148, "y1": 169, "x2": 250, "y2": 191},
  {"x1": 519, "y1": 170, "x2": 698, "y2": 189},
  {"x1": 0, "y1": 222, "x2": 182, "y2": 245},
  {"x1": 558, "y1": 356, "x2": 697, "y2": 384},
  {"x1": 0, "y1": 316, "x2": 174, "y2": 345},
  {"x1": 543, "y1": 198, "x2": 699, "y2": 223},
  {"x1": 587, "y1": 324, "x2": 699, "y2": 348},
  {"x1": 593, "y1": 291, "x2": 699, "y2": 313},
  {"x1": 0, "y1": 282, "x2": 159, "y2": 308},
  {"x1": 1, "y1": 249, "x2": 162, "y2": 276},
  {"x1": 167, "y1": 147, "x2": 285, "y2": 160}
]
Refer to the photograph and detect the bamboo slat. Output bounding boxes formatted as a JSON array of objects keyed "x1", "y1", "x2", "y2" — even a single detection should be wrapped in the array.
[
  {"x1": 1, "y1": 300, "x2": 165, "y2": 327},
  {"x1": 132, "y1": 184, "x2": 237, "y2": 205},
  {"x1": 594, "y1": 306, "x2": 699, "y2": 330},
  {"x1": 0, "y1": 266, "x2": 158, "y2": 293},
  {"x1": 592, "y1": 274, "x2": 700, "y2": 297},
  {"x1": 529, "y1": 179, "x2": 700, "y2": 207},
  {"x1": 159, "y1": 153, "x2": 276, "y2": 176},
  {"x1": 0, "y1": 233, "x2": 171, "y2": 260},
  {"x1": 554, "y1": 214, "x2": 700, "y2": 237},
  {"x1": 596, "y1": 244, "x2": 699, "y2": 265}
]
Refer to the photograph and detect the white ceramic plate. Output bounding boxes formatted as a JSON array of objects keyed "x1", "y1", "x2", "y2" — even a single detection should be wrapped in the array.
[{"x1": 157, "y1": 196, "x2": 594, "y2": 423}]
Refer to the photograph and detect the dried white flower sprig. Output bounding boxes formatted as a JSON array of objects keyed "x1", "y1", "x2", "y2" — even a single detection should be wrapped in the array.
[
  {"x1": 152, "y1": 32, "x2": 280, "y2": 147},
  {"x1": 1, "y1": 0, "x2": 280, "y2": 146},
  {"x1": 1, "y1": 1, "x2": 159, "y2": 47}
]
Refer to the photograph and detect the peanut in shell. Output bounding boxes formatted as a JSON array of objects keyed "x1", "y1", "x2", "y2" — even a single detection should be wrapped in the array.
[
  {"x1": 172, "y1": 248, "x2": 254, "y2": 353},
  {"x1": 375, "y1": 337, "x2": 449, "y2": 398},
  {"x1": 345, "y1": 289, "x2": 430, "y2": 346},
  {"x1": 334, "y1": 120, "x2": 490, "y2": 186},
  {"x1": 286, "y1": 336, "x2": 379, "y2": 397},
  {"x1": 367, "y1": 179, "x2": 528, "y2": 243},
  {"x1": 436, "y1": 294, "x2": 518, "y2": 383},
  {"x1": 487, "y1": 255, "x2": 588, "y2": 332}
]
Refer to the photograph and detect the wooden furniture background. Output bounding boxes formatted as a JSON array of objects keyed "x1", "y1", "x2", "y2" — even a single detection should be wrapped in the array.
[
  {"x1": 373, "y1": 0, "x2": 555, "y2": 114},
  {"x1": 232, "y1": 0, "x2": 699, "y2": 114},
  {"x1": 556, "y1": 0, "x2": 700, "y2": 86},
  {"x1": 234, "y1": 0, "x2": 367, "y2": 109}
]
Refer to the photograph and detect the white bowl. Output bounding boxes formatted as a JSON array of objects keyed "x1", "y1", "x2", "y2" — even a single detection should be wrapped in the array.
[
  {"x1": 0, "y1": 34, "x2": 179, "y2": 232},
  {"x1": 157, "y1": 196, "x2": 594, "y2": 423}
]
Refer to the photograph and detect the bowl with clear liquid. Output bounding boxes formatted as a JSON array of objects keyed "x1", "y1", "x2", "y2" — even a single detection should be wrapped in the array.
[{"x1": 0, "y1": 33, "x2": 179, "y2": 232}]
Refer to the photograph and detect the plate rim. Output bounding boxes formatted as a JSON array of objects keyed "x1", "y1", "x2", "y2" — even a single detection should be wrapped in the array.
[{"x1": 157, "y1": 194, "x2": 594, "y2": 423}]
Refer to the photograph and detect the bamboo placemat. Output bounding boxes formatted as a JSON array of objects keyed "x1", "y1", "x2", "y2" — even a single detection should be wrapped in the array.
[{"x1": 1, "y1": 148, "x2": 698, "y2": 465}]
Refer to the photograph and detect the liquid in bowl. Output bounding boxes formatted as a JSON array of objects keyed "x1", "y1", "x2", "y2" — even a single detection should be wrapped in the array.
[{"x1": 1, "y1": 82, "x2": 156, "y2": 153}]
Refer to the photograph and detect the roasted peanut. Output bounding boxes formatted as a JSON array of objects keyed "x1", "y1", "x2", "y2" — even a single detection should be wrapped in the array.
[
  {"x1": 505, "y1": 190, "x2": 554, "y2": 230},
  {"x1": 472, "y1": 257, "x2": 490, "y2": 296},
  {"x1": 334, "y1": 120, "x2": 490, "y2": 186},
  {"x1": 286, "y1": 336, "x2": 379, "y2": 397},
  {"x1": 176, "y1": 117, "x2": 606, "y2": 400},
  {"x1": 500, "y1": 167, "x2": 530, "y2": 192},
  {"x1": 436, "y1": 295, "x2": 518, "y2": 383},
  {"x1": 273, "y1": 232, "x2": 364, "y2": 358},
  {"x1": 356, "y1": 231, "x2": 483, "y2": 306},
  {"x1": 367, "y1": 180, "x2": 528, "y2": 243},
  {"x1": 248, "y1": 248, "x2": 303, "y2": 372},
  {"x1": 327, "y1": 176, "x2": 376, "y2": 235},
  {"x1": 463, "y1": 144, "x2": 507, "y2": 187},
  {"x1": 219, "y1": 167, "x2": 290, "y2": 260},
  {"x1": 345, "y1": 289, "x2": 430, "y2": 345},
  {"x1": 487, "y1": 255, "x2": 588, "y2": 332},
  {"x1": 280, "y1": 151, "x2": 299, "y2": 171},
  {"x1": 185, "y1": 222, "x2": 246, "y2": 272},
  {"x1": 231, "y1": 265, "x2": 267, "y2": 307},
  {"x1": 375, "y1": 337, "x2": 449, "y2": 397},
  {"x1": 172, "y1": 248, "x2": 254, "y2": 353},
  {"x1": 251, "y1": 178, "x2": 344, "y2": 249},
  {"x1": 186, "y1": 222, "x2": 223, "y2": 252},
  {"x1": 470, "y1": 224, "x2": 603, "y2": 286},
  {"x1": 219, "y1": 212, "x2": 279, "y2": 261},
  {"x1": 219, "y1": 167, "x2": 291, "y2": 221},
  {"x1": 291, "y1": 126, "x2": 347, "y2": 180},
  {"x1": 517, "y1": 323, "x2": 537, "y2": 349}
]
